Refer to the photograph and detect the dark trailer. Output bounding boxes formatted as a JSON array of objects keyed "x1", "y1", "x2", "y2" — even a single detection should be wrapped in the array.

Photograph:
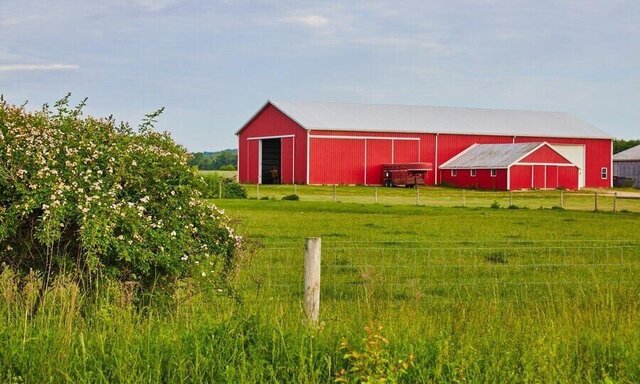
[{"x1": 383, "y1": 162, "x2": 433, "y2": 187}]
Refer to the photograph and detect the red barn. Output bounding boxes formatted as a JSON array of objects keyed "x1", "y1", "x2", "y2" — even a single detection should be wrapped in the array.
[{"x1": 236, "y1": 101, "x2": 612, "y2": 190}]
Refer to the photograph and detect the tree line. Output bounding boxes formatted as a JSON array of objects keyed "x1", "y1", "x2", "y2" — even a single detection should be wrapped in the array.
[
  {"x1": 189, "y1": 149, "x2": 237, "y2": 170},
  {"x1": 614, "y1": 139, "x2": 640, "y2": 154}
]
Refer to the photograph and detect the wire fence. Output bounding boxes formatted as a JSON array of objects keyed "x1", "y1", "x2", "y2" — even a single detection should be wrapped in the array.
[
  {"x1": 242, "y1": 184, "x2": 640, "y2": 213},
  {"x1": 235, "y1": 239, "x2": 640, "y2": 310}
]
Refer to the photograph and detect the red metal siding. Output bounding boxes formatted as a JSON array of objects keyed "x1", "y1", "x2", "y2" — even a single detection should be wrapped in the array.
[
  {"x1": 532, "y1": 165, "x2": 546, "y2": 189},
  {"x1": 510, "y1": 165, "x2": 533, "y2": 190},
  {"x1": 515, "y1": 136, "x2": 611, "y2": 188},
  {"x1": 238, "y1": 104, "x2": 307, "y2": 184},
  {"x1": 440, "y1": 169, "x2": 507, "y2": 190},
  {"x1": 545, "y1": 166, "x2": 559, "y2": 189},
  {"x1": 366, "y1": 140, "x2": 393, "y2": 185},
  {"x1": 280, "y1": 137, "x2": 294, "y2": 184},
  {"x1": 394, "y1": 140, "x2": 420, "y2": 163},
  {"x1": 557, "y1": 166, "x2": 579, "y2": 190},
  {"x1": 520, "y1": 146, "x2": 572, "y2": 164},
  {"x1": 310, "y1": 138, "x2": 365, "y2": 184}
]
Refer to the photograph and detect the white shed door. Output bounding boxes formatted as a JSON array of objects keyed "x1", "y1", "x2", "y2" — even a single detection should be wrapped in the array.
[{"x1": 550, "y1": 144, "x2": 585, "y2": 188}]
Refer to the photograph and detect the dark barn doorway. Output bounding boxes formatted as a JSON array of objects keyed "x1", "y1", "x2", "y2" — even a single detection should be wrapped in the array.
[{"x1": 261, "y1": 138, "x2": 281, "y2": 184}]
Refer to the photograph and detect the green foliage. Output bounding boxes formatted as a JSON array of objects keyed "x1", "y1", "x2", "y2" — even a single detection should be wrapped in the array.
[
  {"x1": 0, "y1": 96, "x2": 240, "y2": 290},
  {"x1": 282, "y1": 194, "x2": 300, "y2": 201},
  {"x1": 613, "y1": 139, "x2": 640, "y2": 154},
  {"x1": 199, "y1": 172, "x2": 247, "y2": 199},
  {"x1": 490, "y1": 200, "x2": 501, "y2": 209},
  {"x1": 335, "y1": 323, "x2": 415, "y2": 383},
  {"x1": 189, "y1": 150, "x2": 237, "y2": 170}
]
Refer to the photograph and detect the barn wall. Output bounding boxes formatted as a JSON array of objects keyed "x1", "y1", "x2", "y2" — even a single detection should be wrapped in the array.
[
  {"x1": 515, "y1": 137, "x2": 611, "y2": 188},
  {"x1": 440, "y1": 169, "x2": 507, "y2": 190},
  {"x1": 510, "y1": 165, "x2": 533, "y2": 190},
  {"x1": 308, "y1": 130, "x2": 431, "y2": 185},
  {"x1": 237, "y1": 104, "x2": 307, "y2": 184},
  {"x1": 614, "y1": 161, "x2": 640, "y2": 187},
  {"x1": 520, "y1": 146, "x2": 572, "y2": 164}
]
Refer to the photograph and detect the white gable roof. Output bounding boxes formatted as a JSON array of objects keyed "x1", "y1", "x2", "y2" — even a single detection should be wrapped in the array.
[
  {"x1": 263, "y1": 100, "x2": 611, "y2": 139},
  {"x1": 440, "y1": 142, "x2": 569, "y2": 169},
  {"x1": 613, "y1": 144, "x2": 640, "y2": 161}
]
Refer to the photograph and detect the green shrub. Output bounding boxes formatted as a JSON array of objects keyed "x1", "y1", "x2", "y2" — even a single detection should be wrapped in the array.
[
  {"x1": 490, "y1": 201, "x2": 501, "y2": 209},
  {"x1": 282, "y1": 194, "x2": 299, "y2": 201},
  {"x1": 0, "y1": 95, "x2": 241, "y2": 290},
  {"x1": 219, "y1": 164, "x2": 236, "y2": 171},
  {"x1": 199, "y1": 172, "x2": 246, "y2": 199}
]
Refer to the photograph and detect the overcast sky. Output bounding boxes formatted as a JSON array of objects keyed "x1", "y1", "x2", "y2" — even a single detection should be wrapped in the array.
[{"x1": 1, "y1": 0, "x2": 638, "y2": 151}]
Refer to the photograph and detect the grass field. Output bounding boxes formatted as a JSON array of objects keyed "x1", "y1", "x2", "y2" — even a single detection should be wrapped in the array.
[{"x1": 2, "y1": 196, "x2": 639, "y2": 382}]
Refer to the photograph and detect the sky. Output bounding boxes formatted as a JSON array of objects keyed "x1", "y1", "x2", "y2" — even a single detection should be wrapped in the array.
[{"x1": 1, "y1": 0, "x2": 639, "y2": 151}]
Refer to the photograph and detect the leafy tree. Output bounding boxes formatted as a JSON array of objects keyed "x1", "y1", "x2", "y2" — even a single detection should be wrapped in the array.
[
  {"x1": 188, "y1": 150, "x2": 237, "y2": 170},
  {"x1": 614, "y1": 139, "x2": 640, "y2": 154}
]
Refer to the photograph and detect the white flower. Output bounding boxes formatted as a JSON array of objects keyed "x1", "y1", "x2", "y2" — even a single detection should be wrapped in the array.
[{"x1": 201, "y1": 272, "x2": 206, "y2": 277}]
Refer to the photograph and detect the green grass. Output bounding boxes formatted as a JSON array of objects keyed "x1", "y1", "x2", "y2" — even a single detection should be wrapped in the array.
[
  {"x1": 245, "y1": 184, "x2": 640, "y2": 212},
  {"x1": 2, "y1": 198, "x2": 640, "y2": 382},
  {"x1": 200, "y1": 170, "x2": 238, "y2": 179}
]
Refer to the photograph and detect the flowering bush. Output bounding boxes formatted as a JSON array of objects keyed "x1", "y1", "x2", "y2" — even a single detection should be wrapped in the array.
[{"x1": 0, "y1": 95, "x2": 241, "y2": 290}]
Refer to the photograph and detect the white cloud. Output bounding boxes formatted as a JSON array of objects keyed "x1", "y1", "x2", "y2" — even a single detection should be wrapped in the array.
[
  {"x1": 0, "y1": 64, "x2": 79, "y2": 72},
  {"x1": 283, "y1": 15, "x2": 329, "y2": 28},
  {"x1": 130, "y1": 0, "x2": 181, "y2": 11}
]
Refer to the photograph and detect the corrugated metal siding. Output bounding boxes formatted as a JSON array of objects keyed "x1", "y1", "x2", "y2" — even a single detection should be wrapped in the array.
[
  {"x1": 532, "y1": 165, "x2": 546, "y2": 189},
  {"x1": 280, "y1": 137, "x2": 294, "y2": 184},
  {"x1": 366, "y1": 139, "x2": 392, "y2": 185},
  {"x1": 310, "y1": 138, "x2": 365, "y2": 184},
  {"x1": 510, "y1": 165, "x2": 533, "y2": 190},
  {"x1": 516, "y1": 136, "x2": 611, "y2": 188},
  {"x1": 613, "y1": 161, "x2": 640, "y2": 187},
  {"x1": 520, "y1": 146, "x2": 571, "y2": 164},
  {"x1": 558, "y1": 167, "x2": 579, "y2": 190},
  {"x1": 440, "y1": 169, "x2": 507, "y2": 190},
  {"x1": 546, "y1": 166, "x2": 559, "y2": 189},
  {"x1": 238, "y1": 104, "x2": 307, "y2": 184}
]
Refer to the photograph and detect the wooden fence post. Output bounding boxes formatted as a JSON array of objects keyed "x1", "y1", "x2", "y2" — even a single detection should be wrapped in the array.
[
  {"x1": 257, "y1": 183, "x2": 260, "y2": 199},
  {"x1": 374, "y1": 187, "x2": 378, "y2": 204},
  {"x1": 560, "y1": 190, "x2": 564, "y2": 209},
  {"x1": 333, "y1": 185, "x2": 336, "y2": 202},
  {"x1": 509, "y1": 191, "x2": 513, "y2": 207},
  {"x1": 594, "y1": 192, "x2": 598, "y2": 211},
  {"x1": 462, "y1": 189, "x2": 466, "y2": 207},
  {"x1": 416, "y1": 186, "x2": 420, "y2": 206},
  {"x1": 613, "y1": 192, "x2": 617, "y2": 212},
  {"x1": 304, "y1": 237, "x2": 321, "y2": 324}
]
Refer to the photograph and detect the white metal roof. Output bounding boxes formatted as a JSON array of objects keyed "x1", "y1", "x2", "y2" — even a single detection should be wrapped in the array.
[
  {"x1": 613, "y1": 144, "x2": 640, "y2": 161},
  {"x1": 440, "y1": 142, "x2": 547, "y2": 169},
  {"x1": 263, "y1": 100, "x2": 612, "y2": 139}
]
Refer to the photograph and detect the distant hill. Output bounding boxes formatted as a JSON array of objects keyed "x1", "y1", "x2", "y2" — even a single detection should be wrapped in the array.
[{"x1": 189, "y1": 149, "x2": 237, "y2": 170}]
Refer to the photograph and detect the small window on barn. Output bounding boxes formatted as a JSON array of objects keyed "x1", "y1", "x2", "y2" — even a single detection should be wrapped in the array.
[
  {"x1": 601, "y1": 167, "x2": 608, "y2": 179},
  {"x1": 451, "y1": 169, "x2": 457, "y2": 177},
  {"x1": 470, "y1": 169, "x2": 477, "y2": 177},
  {"x1": 490, "y1": 169, "x2": 497, "y2": 177}
]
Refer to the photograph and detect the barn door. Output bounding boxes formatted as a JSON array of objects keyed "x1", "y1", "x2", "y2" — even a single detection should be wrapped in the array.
[{"x1": 261, "y1": 138, "x2": 281, "y2": 184}]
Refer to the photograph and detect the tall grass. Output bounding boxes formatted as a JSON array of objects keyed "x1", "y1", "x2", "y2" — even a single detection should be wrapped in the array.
[{"x1": 2, "y1": 201, "x2": 640, "y2": 382}]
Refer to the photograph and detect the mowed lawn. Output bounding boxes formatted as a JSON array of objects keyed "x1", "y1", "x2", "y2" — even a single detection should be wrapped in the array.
[{"x1": 215, "y1": 197, "x2": 640, "y2": 382}]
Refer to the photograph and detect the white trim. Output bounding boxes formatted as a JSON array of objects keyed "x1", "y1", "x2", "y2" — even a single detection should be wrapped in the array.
[
  {"x1": 442, "y1": 166, "x2": 509, "y2": 170},
  {"x1": 391, "y1": 139, "x2": 395, "y2": 164},
  {"x1": 544, "y1": 165, "x2": 547, "y2": 188},
  {"x1": 601, "y1": 167, "x2": 608, "y2": 180},
  {"x1": 451, "y1": 169, "x2": 457, "y2": 177},
  {"x1": 531, "y1": 165, "x2": 534, "y2": 188},
  {"x1": 507, "y1": 166, "x2": 511, "y2": 190},
  {"x1": 515, "y1": 162, "x2": 578, "y2": 167},
  {"x1": 610, "y1": 140, "x2": 614, "y2": 187},
  {"x1": 309, "y1": 134, "x2": 419, "y2": 141},
  {"x1": 508, "y1": 142, "x2": 547, "y2": 166},
  {"x1": 364, "y1": 139, "x2": 368, "y2": 185},
  {"x1": 490, "y1": 169, "x2": 497, "y2": 177},
  {"x1": 247, "y1": 134, "x2": 295, "y2": 141},
  {"x1": 258, "y1": 140, "x2": 263, "y2": 184},
  {"x1": 292, "y1": 136, "x2": 296, "y2": 184},
  {"x1": 434, "y1": 133, "x2": 440, "y2": 184},
  {"x1": 418, "y1": 140, "x2": 421, "y2": 162},
  {"x1": 470, "y1": 169, "x2": 477, "y2": 177},
  {"x1": 237, "y1": 135, "x2": 240, "y2": 178},
  {"x1": 306, "y1": 130, "x2": 310, "y2": 184},
  {"x1": 246, "y1": 139, "x2": 249, "y2": 183}
]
